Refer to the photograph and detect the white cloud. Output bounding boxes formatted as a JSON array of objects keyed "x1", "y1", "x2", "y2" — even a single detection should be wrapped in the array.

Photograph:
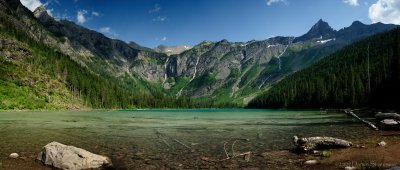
[
  {"x1": 266, "y1": 0, "x2": 288, "y2": 6},
  {"x1": 344, "y1": 0, "x2": 359, "y2": 6},
  {"x1": 77, "y1": 10, "x2": 87, "y2": 24},
  {"x1": 149, "y1": 4, "x2": 161, "y2": 13},
  {"x1": 153, "y1": 16, "x2": 167, "y2": 22},
  {"x1": 369, "y1": 0, "x2": 400, "y2": 24},
  {"x1": 99, "y1": 27, "x2": 118, "y2": 37},
  {"x1": 20, "y1": 0, "x2": 43, "y2": 11},
  {"x1": 92, "y1": 11, "x2": 100, "y2": 16}
]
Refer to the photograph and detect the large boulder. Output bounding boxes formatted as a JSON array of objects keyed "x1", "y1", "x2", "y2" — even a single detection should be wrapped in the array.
[{"x1": 37, "y1": 142, "x2": 112, "y2": 170}]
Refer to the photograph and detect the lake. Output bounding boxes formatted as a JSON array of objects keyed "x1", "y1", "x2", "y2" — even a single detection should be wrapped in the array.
[{"x1": 0, "y1": 109, "x2": 373, "y2": 169}]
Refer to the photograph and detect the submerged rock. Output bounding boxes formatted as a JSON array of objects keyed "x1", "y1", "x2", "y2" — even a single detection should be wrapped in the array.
[
  {"x1": 37, "y1": 141, "x2": 112, "y2": 170},
  {"x1": 377, "y1": 141, "x2": 387, "y2": 147},
  {"x1": 378, "y1": 119, "x2": 400, "y2": 130},
  {"x1": 293, "y1": 136, "x2": 352, "y2": 151},
  {"x1": 344, "y1": 166, "x2": 356, "y2": 170},
  {"x1": 380, "y1": 119, "x2": 399, "y2": 125},
  {"x1": 304, "y1": 160, "x2": 318, "y2": 165},
  {"x1": 9, "y1": 153, "x2": 19, "y2": 159}
]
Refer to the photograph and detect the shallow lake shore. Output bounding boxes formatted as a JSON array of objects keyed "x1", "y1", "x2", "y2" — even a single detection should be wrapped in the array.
[{"x1": 0, "y1": 109, "x2": 399, "y2": 169}]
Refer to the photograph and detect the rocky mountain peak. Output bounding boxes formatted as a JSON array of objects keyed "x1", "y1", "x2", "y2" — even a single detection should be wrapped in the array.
[
  {"x1": 34, "y1": 5, "x2": 46, "y2": 14},
  {"x1": 312, "y1": 19, "x2": 332, "y2": 30},
  {"x1": 347, "y1": 20, "x2": 367, "y2": 30},
  {"x1": 33, "y1": 5, "x2": 53, "y2": 23},
  {"x1": 351, "y1": 20, "x2": 365, "y2": 27},
  {"x1": 294, "y1": 19, "x2": 336, "y2": 42}
]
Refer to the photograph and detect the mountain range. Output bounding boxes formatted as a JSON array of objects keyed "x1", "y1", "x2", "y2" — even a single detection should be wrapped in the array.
[{"x1": 0, "y1": 0, "x2": 398, "y2": 109}]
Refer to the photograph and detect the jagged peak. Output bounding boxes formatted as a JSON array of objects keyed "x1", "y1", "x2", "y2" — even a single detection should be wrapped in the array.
[
  {"x1": 33, "y1": 5, "x2": 46, "y2": 15},
  {"x1": 317, "y1": 19, "x2": 325, "y2": 23},
  {"x1": 349, "y1": 20, "x2": 366, "y2": 28},
  {"x1": 34, "y1": 5, "x2": 46, "y2": 13},
  {"x1": 310, "y1": 19, "x2": 333, "y2": 32},
  {"x1": 33, "y1": 5, "x2": 51, "y2": 19},
  {"x1": 293, "y1": 19, "x2": 336, "y2": 42}
]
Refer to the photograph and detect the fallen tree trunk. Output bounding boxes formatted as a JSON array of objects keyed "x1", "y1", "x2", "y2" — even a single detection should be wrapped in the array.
[
  {"x1": 293, "y1": 136, "x2": 352, "y2": 152},
  {"x1": 345, "y1": 110, "x2": 378, "y2": 130},
  {"x1": 375, "y1": 112, "x2": 400, "y2": 121}
]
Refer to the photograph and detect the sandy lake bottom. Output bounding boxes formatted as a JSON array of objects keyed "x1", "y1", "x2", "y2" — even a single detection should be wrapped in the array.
[{"x1": 0, "y1": 109, "x2": 398, "y2": 169}]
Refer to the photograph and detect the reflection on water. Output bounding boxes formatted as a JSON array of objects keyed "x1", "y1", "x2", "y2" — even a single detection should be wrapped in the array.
[{"x1": 0, "y1": 109, "x2": 372, "y2": 169}]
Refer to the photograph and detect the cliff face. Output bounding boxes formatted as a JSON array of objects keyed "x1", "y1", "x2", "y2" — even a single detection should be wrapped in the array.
[
  {"x1": 154, "y1": 45, "x2": 192, "y2": 56},
  {"x1": 160, "y1": 39, "x2": 292, "y2": 99},
  {"x1": 4, "y1": 1, "x2": 398, "y2": 105}
]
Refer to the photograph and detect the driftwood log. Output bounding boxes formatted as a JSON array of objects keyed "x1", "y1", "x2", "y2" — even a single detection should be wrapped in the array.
[
  {"x1": 345, "y1": 110, "x2": 378, "y2": 130},
  {"x1": 293, "y1": 136, "x2": 352, "y2": 151}
]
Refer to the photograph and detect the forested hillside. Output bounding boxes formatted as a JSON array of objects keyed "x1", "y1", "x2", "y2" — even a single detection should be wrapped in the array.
[
  {"x1": 248, "y1": 28, "x2": 400, "y2": 109},
  {"x1": 0, "y1": 7, "x2": 231, "y2": 110}
]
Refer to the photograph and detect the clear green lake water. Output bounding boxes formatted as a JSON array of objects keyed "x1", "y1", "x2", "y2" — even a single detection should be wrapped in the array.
[{"x1": 0, "y1": 109, "x2": 372, "y2": 169}]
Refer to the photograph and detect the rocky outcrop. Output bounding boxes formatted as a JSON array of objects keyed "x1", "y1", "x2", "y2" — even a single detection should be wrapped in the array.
[
  {"x1": 37, "y1": 142, "x2": 112, "y2": 170},
  {"x1": 293, "y1": 136, "x2": 352, "y2": 151},
  {"x1": 154, "y1": 45, "x2": 192, "y2": 56}
]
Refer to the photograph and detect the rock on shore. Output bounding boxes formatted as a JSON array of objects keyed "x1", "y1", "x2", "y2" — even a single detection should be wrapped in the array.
[
  {"x1": 37, "y1": 141, "x2": 112, "y2": 170},
  {"x1": 9, "y1": 153, "x2": 19, "y2": 159}
]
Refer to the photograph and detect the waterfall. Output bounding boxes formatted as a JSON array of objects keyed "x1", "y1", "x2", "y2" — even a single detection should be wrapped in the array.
[
  {"x1": 190, "y1": 57, "x2": 200, "y2": 82},
  {"x1": 162, "y1": 58, "x2": 169, "y2": 84},
  {"x1": 276, "y1": 45, "x2": 288, "y2": 71},
  {"x1": 258, "y1": 75, "x2": 271, "y2": 89},
  {"x1": 176, "y1": 88, "x2": 183, "y2": 97},
  {"x1": 176, "y1": 57, "x2": 200, "y2": 97}
]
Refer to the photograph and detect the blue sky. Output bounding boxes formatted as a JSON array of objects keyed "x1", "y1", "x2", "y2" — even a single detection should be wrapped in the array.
[{"x1": 21, "y1": 0, "x2": 400, "y2": 48}]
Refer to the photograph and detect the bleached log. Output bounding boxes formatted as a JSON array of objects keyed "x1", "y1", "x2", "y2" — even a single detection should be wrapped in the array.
[
  {"x1": 375, "y1": 112, "x2": 400, "y2": 121},
  {"x1": 293, "y1": 136, "x2": 352, "y2": 151},
  {"x1": 345, "y1": 110, "x2": 378, "y2": 130}
]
